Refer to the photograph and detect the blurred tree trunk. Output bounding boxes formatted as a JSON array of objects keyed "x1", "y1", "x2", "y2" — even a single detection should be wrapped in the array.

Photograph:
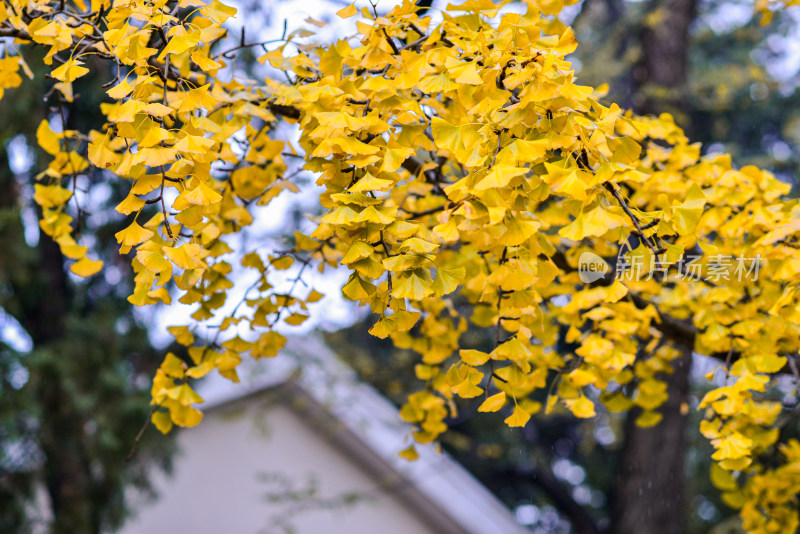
[
  {"x1": 612, "y1": 1, "x2": 697, "y2": 533},
  {"x1": 0, "y1": 144, "x2": 97, "y2": 533},
  {"x1": 633, "y1": 0, "x2": 697, "y2": 130},
  {"x1": 33, "y1": 241, "x2": 98, "y2": 534},
  {"x1": 0, "y1": 29, "x2": 170, "y2": 534},
  {"x1": 612, "y1": 340, "x2": 693, "y2": 534}
]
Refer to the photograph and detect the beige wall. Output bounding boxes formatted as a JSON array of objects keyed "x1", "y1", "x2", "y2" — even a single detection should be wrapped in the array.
[{"x1": 120, "y1": 389, "x2": 444, "y2": 534}]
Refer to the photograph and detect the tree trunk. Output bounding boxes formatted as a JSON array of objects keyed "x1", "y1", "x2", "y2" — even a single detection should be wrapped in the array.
[
  {"x1": 612, "y1": 340, "x2": 693, "y2": 534},
  {"x1": 33, "y1": 240, "x2": 97, "y2": 534},
  {"x1": 633, "y1": 0, "x2": 697, "y2": 129},
  {"x1": 0, "y1": 145, "x2": 98, "y2": 534},
  {"x1": 612, "y1": 1, "x2": 697, "y2": 532}
]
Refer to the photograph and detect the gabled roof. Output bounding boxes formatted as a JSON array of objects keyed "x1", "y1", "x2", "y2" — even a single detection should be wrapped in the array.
[{"x1": 197, "y1": 334, "x2": 528, "y2": 534}]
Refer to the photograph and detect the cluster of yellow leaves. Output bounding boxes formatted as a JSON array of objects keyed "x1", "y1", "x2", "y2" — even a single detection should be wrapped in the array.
[
  {"x1": 755, "y1": 0, "x2": 800, "y2": 25},
  {"x1": 3, "y1": 1, "x2": 800, "y2": 531},
  {"x1": 0, "y1": 53, "x2": 31, "y2": 98},
  {"x1": 2, "y1": 0, "x2": 307, "y2": 430},
  {"x1": 34, "y1": 119, "x2": 104, "y2": 277}
]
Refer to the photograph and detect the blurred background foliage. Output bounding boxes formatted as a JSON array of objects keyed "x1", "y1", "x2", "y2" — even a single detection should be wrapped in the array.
[
  {"x1": 0, "y1": 46, "x2": 175, "y2": 534},
  {"x1": 573, "y1": 0, "x2": 800, "y2": 189}
]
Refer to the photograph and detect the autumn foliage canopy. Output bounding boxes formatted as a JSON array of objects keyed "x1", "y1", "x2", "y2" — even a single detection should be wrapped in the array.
[{"x1": 2, "y1": 0, "x2": 800, "y2": 530}]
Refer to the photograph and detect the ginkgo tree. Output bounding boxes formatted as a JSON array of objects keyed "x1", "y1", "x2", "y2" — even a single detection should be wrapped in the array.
[{"x1": 2, "y1": 0, "x2": 800, "y2": 531}]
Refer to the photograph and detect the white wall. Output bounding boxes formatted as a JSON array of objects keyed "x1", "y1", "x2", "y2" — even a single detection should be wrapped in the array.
[{"x1": 119, "y1": 388, "x2": 446, "y2": 534}]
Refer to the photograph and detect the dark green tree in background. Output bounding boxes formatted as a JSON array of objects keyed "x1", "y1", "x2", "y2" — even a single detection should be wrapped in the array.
[{"x1": 0, "y1": 49, "x2": 174, "y2": 534}]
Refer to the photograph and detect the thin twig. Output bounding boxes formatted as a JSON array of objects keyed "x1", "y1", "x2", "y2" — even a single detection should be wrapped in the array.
[
  {"x1": 126, "y1": 405, "x2": 158, "y2": 462},
  {"x1": 159, "y1": 166, "x2": 174, "y2": 239}
]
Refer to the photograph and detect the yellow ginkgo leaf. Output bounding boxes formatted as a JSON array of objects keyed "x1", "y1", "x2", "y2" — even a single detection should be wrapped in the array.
[
  {"x1": 551, "y1": 170, "x2": 588, "y2": 201},
  {"x1": 431, "y1": 117, "x2": 483, "y2": 167},
  {"x1": 142, "y1": 102, "x2": 173, "y2": 117},
  {"x1": 369, "y1": 315, "x2": 395, "y2": 339},
  {"x1": 136, "y1": 147, "x2": 177, "y2": 166},
  {"x1": 342, "y1": 241, "x2": 374, "y2": 264},
  {"x1": 601, "y1": 392, "x2": 633, "y2": 413},
  {"x1": 711, "y1": 432, "x2": 753, "y2": 460},
  {"x1": 608, "y1": 136, "x2": 641, "y2": 165},
  {"x1": 312, "y1": 137, "x2": 381, "y2": 158},
  {"x1": 36, "y1": 119, "x2": 62, "y2": 156},
  {"x1": 182, "y1": 182, "x2": 223, "y2": 206},
  {"x1": 88, "y1": 135, "x2": 118, "y2": 168},
  {"x1": 635, "y1": 411, "x2": 663, "y2": 428},
  {"x1": 709, "y1": 463, "x2": 738, "y2": 491},
  {"x1": 191, "y1": 50, "x2": 223, "y2": 71},
  {"x1": 450, "y1": 60, "x2": 484, "y2": 85},
  {"x1": 169, "y1": 404, "x2": 203, "y2": 427},
  {"x1": 336, "y1": 3, "x2": 358, "y2": 18},
  {"x1": 51, "y1": 58, "x2": 89, "y2": 83},
  {"x1": 106, "y1": 78, "x2": 133, "y2": 99},
  {"x1": 474, "y1": 165, "x2": 526, "y2": 191},
  {"x1": 115, "y1": 221, "x2": 154, "y2": 247},
  {"x1": 33, "y1": 184, "x2": 72, "y2": 208},
  {"x1": 161, "y1": 353, "x2": 187, "y2": 378},
  {"x1": 174, "y1": 134, "x2": 215, "y2": 154},
  {"x1": 499, "y1": 217, "x2": 540, "y2": 246},
  {"x1": 270, "y1": 255, "x2": 294, "y2": 270},
  {"x1": 167, "y1": 326, "x2": 195, "y2": 346},
  {"x1": 351, "y1": 206, "x2": 394, "y2": 225},
  {"x1": 393, "y1": 310, "x2": 421, "y2": 331},
  {"x1": 350, "y1": 173, "x2": 393, "y2": 192},
  {"x1": 284, "y1": 313, "x2": 309, "y2": 326},
  {"x1": 504, "y1": 405, "x2": 531, "y2": 427},
  {"x1": 478, "y1": 392, "x2": 507, "y2": 412},
  {"x1": 381, "y1": 147, "x2": 414, "y2": 173},
  {"x1": 398, "y1": 445, "x2": 419, "y2": 461},
  {"x1": 115, "y1": 193, "x2": 145, "y2": 216},
  {"x1": 201, "y1": 0, "x2": 238, "y2": 22},
  {"x1": 560, "y1": 206, "x2": 627, "y2": 241},
  {"x1": 392, "y1": 272, "x2": 433, "y2": 300},
  {"x1": 139, "y1": 126, "x2": 174, "y2": 148},
  {"x1": 672, "y1": 183, "x2": 707, "y2": 236},
  {"x1": 57, "y1": 81, "x2": 75, "y2": 101},
  {"x1": 342, "y1": 274, "x2": 376, "y2": 301},
  {"x1": 70, "y1": 256, "x2": 103, "y2": 278},
  {"x1": 399, "y1": 237, "x2": 437, "y2": 254},
  {"x1": 433, "y1": 266, "x2": 466, "y2": 296},
  {"x1": 152, "y1": 411, "x2": 173, "y2": 434},
  {"x1": 176, "y1": 85, "x2": 217, "y2": 113},
  {"x1": 55, "y1": 235, "x2": 88, "y2": 259},
  {"x1": 453, "y1": 379, "x2": 484, "y2": 398},
  {"x1": 306, "y1": 289, "x2": 325, "y2": 303},
  {"x1": 460, "y1": 349, "x2": 491, "y2": 366},
  {"x1": 164, "y1": 243, "x2": 208, "y2": 270},
  {"x1": 166, "y1": 383, "x2": 204, "y2": 405},
  {"x1": 567, "y1": 396, "x2": 596, "y2": 418},
  {"x1": 158, "y1": 31, "x2": 201, "y2": 60}
]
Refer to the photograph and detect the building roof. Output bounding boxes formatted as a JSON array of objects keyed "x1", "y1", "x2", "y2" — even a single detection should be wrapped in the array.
[{"x1": 196, "y1": 334, "x2": 528, "y2": 534}]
